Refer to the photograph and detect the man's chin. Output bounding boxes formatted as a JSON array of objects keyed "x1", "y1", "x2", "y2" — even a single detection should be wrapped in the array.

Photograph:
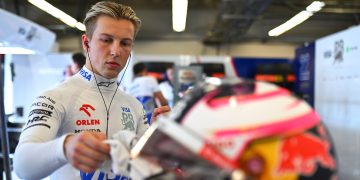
[{"x1": 102, "y1": 70, "x2": 120, "y2": 79}]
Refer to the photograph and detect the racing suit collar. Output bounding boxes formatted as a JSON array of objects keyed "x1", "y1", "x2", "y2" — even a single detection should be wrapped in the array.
[{"x1": 79, "y1": 66, "x2": 119, "y2": 89}]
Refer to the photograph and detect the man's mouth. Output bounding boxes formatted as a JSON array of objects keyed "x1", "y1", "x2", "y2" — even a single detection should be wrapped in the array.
[{"x1": 106, "y1": 62, "x2": 120, "y2": 68}]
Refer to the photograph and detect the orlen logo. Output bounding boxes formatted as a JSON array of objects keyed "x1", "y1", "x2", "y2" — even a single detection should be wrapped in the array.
[{"x1": 79, "y1": 104, "x2": 95, "y2": 117}]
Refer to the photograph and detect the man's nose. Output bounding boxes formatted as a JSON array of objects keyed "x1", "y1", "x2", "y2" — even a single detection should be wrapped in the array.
[{"x1": 110, "y1": 43, "x2": 121, "y2": 57}]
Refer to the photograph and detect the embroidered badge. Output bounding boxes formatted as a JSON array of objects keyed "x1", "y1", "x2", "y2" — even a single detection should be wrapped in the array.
[{"x1": 121, "y1": 112, "x2": 135, "y2": 131}]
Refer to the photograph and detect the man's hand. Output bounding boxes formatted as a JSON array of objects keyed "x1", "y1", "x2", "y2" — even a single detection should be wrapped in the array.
[
  {"x1": 64, "y1": 132, "x2": 110, "y2": 172},
  {"x1": 150, "y1": 106, "x2": 171, "y2": 124}
]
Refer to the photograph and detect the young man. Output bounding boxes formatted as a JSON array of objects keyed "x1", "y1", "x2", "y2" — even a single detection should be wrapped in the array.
[
  {"x1": 127, "y1": 62, "x2": 168, "y2": 123},
  {"x1": 64, "y1": 52, "x2": 86, "y2": 79},
  {"x1": 159, "y1": 65, "x2": 175, "y2": 107},
  {"x1": 71, "y1": 52, "x2": 86, "y2": 74},
  {"x1": 14, "y1": 2, "x2": 168, "y2": 179}
]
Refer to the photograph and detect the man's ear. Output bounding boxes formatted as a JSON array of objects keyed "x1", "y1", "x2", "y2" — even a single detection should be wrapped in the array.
[{"x1": 82, "y1": 34, "x2": 90, "y2": 51}]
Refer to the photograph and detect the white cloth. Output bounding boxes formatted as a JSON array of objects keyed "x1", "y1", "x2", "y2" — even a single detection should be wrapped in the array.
[
  {"x1": 14, "y1": 67, "x2": 149, "y2": 180},
  {"x1": 103, "y1": 139, "x2": 131, "y2": 177},
  {"x1": 129, "y1": 157, "x2": 163, "y2": 179},
  {"x1": 159, "y1": 81, "x2": 174, "y2": 107},
  {"x1": 103, "y1": 130, "x2": 137, "y2": 177},
  {"x1": 104, "y1": 130, "x2": 162, "y2": 179}
]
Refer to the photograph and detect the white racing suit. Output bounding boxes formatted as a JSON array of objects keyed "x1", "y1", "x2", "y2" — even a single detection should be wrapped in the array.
[{"x1": 14, "y1": 67, "x2": 149, "y2": 180}]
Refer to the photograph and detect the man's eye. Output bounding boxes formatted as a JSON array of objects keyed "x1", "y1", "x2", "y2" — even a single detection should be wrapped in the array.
[
  {"x1": 121, "y1": 41, "x2": 133, "y2": 47},
  {"x1": 101, "y1": 38, "x2": 112, "y2": 43}
]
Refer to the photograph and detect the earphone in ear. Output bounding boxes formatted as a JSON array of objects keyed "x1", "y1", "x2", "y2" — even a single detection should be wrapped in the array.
[{"x1": 85, "y1": 41, "x2": 89, "y2": 49}]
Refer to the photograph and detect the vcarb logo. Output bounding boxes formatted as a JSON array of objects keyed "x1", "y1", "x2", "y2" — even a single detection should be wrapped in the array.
[
  {"x1": 31, "y1": 102, "x2": 54, "y2": 110},
  {"x1": 122, "y1": 112, "x2": 135, "y2": 131},
  {"x1": 79, "y1": 69, "x2": 92, "y2": 81},
  {"x1": 79, "y1": 104, "x2": 95, "y2": 117}
]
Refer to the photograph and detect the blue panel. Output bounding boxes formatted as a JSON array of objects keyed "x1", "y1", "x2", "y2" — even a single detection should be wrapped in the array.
[
  {"x1": 293, "y1": 43, "x2": 315, "y2": 106},
  {"x1": 231, "y1": 57, "x2": 291, "y2": 78}
]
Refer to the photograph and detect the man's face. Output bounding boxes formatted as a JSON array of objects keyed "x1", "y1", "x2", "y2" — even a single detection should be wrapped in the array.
[
  {"x1": 71, "y1": 63, "x2": 81, "y2": 74},
  {"x1": 167, "y1": 68, "x2": 174, "y2": 83},
  {"x1": 83, "y1": 16, "x2": 135, "y2": 79}
]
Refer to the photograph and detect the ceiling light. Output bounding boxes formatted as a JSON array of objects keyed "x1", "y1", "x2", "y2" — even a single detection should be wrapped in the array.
[
  {"x1": 306, "y1": 1, "x2": 325, "y2": 12},
  {"x1": 268, "y1": 1, "x2": 325, "y2": 37},
  {"x1": 172, "y1": 0, "x2": 188, "y2": 32},
  {"x1": 0, "y1": 47, "x2": 35, "y2": 54},
  {"x1": 28, "y1": 0, "x2": 85, "y2": 31}
]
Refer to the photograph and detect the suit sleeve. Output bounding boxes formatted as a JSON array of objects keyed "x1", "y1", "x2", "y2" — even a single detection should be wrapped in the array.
[
  {"x1": 136, "y1": 108, "x2": 150, "y2": 137},
  {"x1": 13, "y1": 93, "x2": 69, "y2": 179}
]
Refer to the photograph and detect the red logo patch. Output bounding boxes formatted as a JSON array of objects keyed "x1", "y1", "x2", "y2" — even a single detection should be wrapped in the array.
[
  {"x1": 79, "y1": 104, "x2": 95, "y2": 117},
  {"x1": 277, "y1": 133, "x2": 336, "y2": 175}
]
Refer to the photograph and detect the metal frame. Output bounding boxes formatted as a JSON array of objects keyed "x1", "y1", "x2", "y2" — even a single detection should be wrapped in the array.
[{"x1": 0, "y1": 54, "x2": 12, "y2": 180}]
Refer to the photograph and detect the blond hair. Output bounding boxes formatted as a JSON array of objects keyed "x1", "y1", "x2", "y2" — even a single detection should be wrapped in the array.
[{"x1": 84, "y1": 1, "x2": 141, "y2": 39}]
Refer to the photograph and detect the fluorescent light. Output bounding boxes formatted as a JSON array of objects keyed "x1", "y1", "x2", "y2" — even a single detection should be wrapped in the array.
[
  {"x1": 268, "y1": 1, "x2": 325, "y2": 37},
  {"x1": 269, "y1": 11, "x2": 312, "y2": 36},
  {"x1": 28, "y1": 0, "x2": 85, "y2": 31},
  {"x1": 172, "y1": 0, "x2": 188, "y2": 32},
  {"x1": 306, "y1": 1, "x2": 325, "y2": 12},
  {"x1": 75, "y1": 22, "x2": 86, "y2": 31},
  {"x1": 0, "y1": 47, "x2": 35, "y2": 54}
]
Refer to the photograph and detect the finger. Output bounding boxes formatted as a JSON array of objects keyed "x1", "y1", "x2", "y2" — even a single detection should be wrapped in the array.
[
  {"x1": 73, "y1": 151, "x2": 103, "y2": 168},
  {"x1": 67, "y1": 140, "x2": 107, "y2": 163},
  {"x1": 80, "y1": 133, "x2": 110, "y2": 155},
  {"x1": 66, "y1": 135, "x2": 109, "y2": 163},
  {"x1": 78, "y1": 143, "x2": 110, "y2": 162},
  {"x1": 72, "y1": 158, "x2": 99, "y2": 173},
  {"x1": 92, "y1": 132, "x2": 107, "y2": 141},
  {"x1": 159, "y1": 106, "x2": 171, "y2": 113},
  {"x1": 153, "y1": 106, "x2": 171, "y2": 117},
  {"x1": 150, "y1": 106, "x2": 171, "y2": 124},
  {"x1": 91, "y1": 132, "x2": 111, "y2": 154}
]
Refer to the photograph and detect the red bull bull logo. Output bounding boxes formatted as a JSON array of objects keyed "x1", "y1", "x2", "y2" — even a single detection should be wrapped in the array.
[{"x1": 277, "y1": 131, "x2": 336, "y2": 176}]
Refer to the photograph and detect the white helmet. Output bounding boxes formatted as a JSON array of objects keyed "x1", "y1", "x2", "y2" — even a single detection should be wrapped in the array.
[{"x1": 131, "y1": 78, "x2": 337, "y2": 180}]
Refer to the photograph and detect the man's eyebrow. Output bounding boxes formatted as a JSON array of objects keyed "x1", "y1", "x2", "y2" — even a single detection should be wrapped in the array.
[
  {"x1": 99, "y1": 33, "x2": 133, "y2": 41},
  {"x1": 99, "y1": 33, "x2": 113, "y2": 38}
]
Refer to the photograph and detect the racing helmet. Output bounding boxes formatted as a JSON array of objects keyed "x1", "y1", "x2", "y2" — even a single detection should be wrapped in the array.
[{"x1": 131, "y1": 78, "x2": 337, "y2": 180}]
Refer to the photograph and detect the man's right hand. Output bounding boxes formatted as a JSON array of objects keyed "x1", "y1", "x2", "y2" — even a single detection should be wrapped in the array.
[
  {"x1": 63, "y1": 132, "x2": 110, "y2": 172},
  {"x1": 150, "y1": 105, "x2": 171, "y2": 124}
]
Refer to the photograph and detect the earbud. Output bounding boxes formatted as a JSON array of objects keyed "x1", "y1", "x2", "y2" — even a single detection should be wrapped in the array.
[{"x1": 85, "y1": 41, "x2": 89, "y2": 49}]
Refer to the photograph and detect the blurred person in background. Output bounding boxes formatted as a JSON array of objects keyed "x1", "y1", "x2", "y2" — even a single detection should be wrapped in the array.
[
  {"x1": 159, "y1": 64, "x2": 175, "y2": 107},
  {"x1": 64, "y1": 52, "x2": 86, "y2": 79},
  {"x1": 127, "y1": 62, "x2": 168, "y2": 123}
]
